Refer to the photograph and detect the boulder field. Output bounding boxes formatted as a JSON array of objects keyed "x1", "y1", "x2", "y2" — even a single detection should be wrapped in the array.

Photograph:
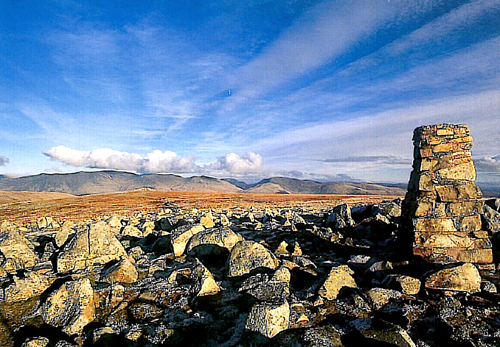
[{"x1": 1, "y1": 197, "x2": 500, "y2": 346}]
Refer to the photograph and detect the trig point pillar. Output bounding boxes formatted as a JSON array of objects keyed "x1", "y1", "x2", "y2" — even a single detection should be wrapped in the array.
[{"x1": 402, "y1": 124, "x2": 493, "y2": 266}]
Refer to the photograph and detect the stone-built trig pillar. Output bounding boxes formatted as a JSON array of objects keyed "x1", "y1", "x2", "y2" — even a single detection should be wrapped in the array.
[{"x1": 402, "y1": 124, "x2": 493, "y2": 266}]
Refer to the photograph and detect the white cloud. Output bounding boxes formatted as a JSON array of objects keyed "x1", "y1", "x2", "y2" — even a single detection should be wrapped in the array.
[
  {"x1": 205, "y1": 152, "x2": 263, "y2": 174},
  {"x1": 476, "y1": 155, "x2": 500, "y2": 173},
  {"x1": 0, "y1": 156, "x2": 9, "y2": 166},
  {"x1": 43, "y1": 146, "x2": 264, "y2": 175},
  {"x1": 43, "y1": 146, "x2": 195, "y2": 173}
]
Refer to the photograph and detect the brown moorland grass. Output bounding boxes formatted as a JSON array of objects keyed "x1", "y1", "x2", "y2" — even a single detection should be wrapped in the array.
[{"x1": 0, "y1": 189, "x2": 402, "y2": 225}]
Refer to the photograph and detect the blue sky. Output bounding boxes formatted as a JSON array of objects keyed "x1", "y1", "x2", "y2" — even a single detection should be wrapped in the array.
[{"x1": 1, "y1": 0, "x2": 500, "y2": 184}]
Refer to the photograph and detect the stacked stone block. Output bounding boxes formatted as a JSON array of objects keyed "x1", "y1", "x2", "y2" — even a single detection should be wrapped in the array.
[{"x1": 403, "y1": 124, "x2": 493, "y2": 265}]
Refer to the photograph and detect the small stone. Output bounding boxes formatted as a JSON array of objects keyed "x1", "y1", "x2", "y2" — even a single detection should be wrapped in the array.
[
  {"x1": 192, "y1": 259, "x2": 220, "y2": 297},
  {"x1": 55, "y1": 222, "x2": 74, "y2": 248},
  {"x1": 482, "y1": 204, "x2": 500, "y2": 234},
  {"x1": 101, "y1": 257, "x2": 138, "y2": 284},
  {"x1": 0, "y1": 221, "x2": 38, "y2": 270},
  {"x1": 186, "y1": 227, "x2": 244, "y2": 256},
  {"x1": 245, "y1": 300, "x2": 290, "y2": 338},
  {"x1": 200, "y1": 211, "x2": 215, "y2": 228},
  {"x1": 383, "y1": 274, "x2": 421, "y2": 295},
  {"x1": 21, "y1": 337, "x2": 50, "y2": 347},
  {"x1": 171, "y1": 224, "x2": 205, "y2": 257},
  {"x1": 318, "y1": 265, "x2": 357, "y2": 300},
  {"x1": 364, "y1": 288, "x2": 402, "y2": 310},
  {"x1": 121, "y1": 225, "x2": 142, "y2": 237}
]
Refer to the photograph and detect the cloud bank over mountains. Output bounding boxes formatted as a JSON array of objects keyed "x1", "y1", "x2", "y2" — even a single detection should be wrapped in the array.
[{"x1": 43, "y1": 146, "x2": 263, "y2": 175}]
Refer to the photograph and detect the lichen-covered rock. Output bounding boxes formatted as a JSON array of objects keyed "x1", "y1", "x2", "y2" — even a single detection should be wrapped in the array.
[
  {"x1": 192, "y1": 259, "x2": 220, "y2": 296},
  {"x1": 482, "y1": 204, "x2": 500, "y2": 234},
  {"x1": 57, "y1": 221, "x2": 129, "y2": 273},
  {"x1": 186, "y1": 227, "x2": 244, "y2": 256},
  {"x1": 355, "y1": 319, "x2": 417, "y2": 347},
  {"x1": 55, "y1": 222, "x2": 74, "y2": 248},
  {"x1": 0, "y1": 221, "x2": 38, "y2": 270},
  {"x1": 101, "y1": 257, "x2": 138, "y2": 284},
  {"x1": 318, "y1": 265, "x2": 357, "y2": 300},
  {"x1": 364, "y1": 288, "x2": 402, "y2": 311},
  {"x1": 425, "y1": 263, "x2": 481, "y2": 293},
  {"x1": 227, "y1": 240, "x2": 279, "y2": 277},
  {"x1": 41, "y1": 277, "x2": 95, "y2": 336},
  {"x1": 245, "y1": 300, "x2": 290, "y2": 338},
  {"x1": 326, "y1": 204, "x2": 354, "y2": 230},
  {"x1": 21, "y1": 337, "x2": 50, "y2": 347},
  {"x1": 240, "y1": 268, "x2": 291, "y2": 302},
  {"x1": 383, "y1": 274, "x2": 421, "y2": 295},
  {"x1": 121, "y1": 225, "x2": 142, "y2": 238},
  {"x1": 4, "y1": 271, "x2": 50, "y2": 303},
  {"x1": 302, "y1": 326, "x2": 345, "y2": 347},
  {"x1": 171, "y1": 224, "x2": 205, "y2": 257},
  {"x1": 200, "y1": 211, "x2": 215, "y2": 228}
]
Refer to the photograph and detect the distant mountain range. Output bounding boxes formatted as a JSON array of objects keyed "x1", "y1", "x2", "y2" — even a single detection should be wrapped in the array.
[{"x1": 0, "y1": 170, "x2": 409, "y2": 196}]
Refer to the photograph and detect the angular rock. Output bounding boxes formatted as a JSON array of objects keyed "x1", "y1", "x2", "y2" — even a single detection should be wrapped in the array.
[
  {"x1": 55, "y1": 222, "x2": 74, "y2": 248},
  {"x1": 101, "y1": 257, "x2": 138, "y2": 284},
  {"x1": 4, "y1": 271, "x2": 50, "y2": 303},
  {"x1": 482, "y1": 204, "x2": 500, "y2": 234},
  {"x1": 302, "y1": 326, "x2": 344, "y2": 347},
  {"x1": 121, "y1": 225, "x2": 142, "y2": 238},
  {"x1": 171, "y1": 224, "x2": 205, "y2": 257},
  {"x1": 0, "y1": 221, "x2": 38, "y2": 270},
  {"x1": 318, "y1": 265, "x2": 357, "y2": 300},
  {"x1": 228, "y1": 240, "x2": 279, "y2": 277},
  {"x1": 57, "y1": 221, "x2": 129, "y2": 273},
  {"x1": 364, "y1": 288, "x2": 402, "y2": 311},
  {"x1": 425, "y1": 263, "x2": 481, "y2": 293},
  {"x1": 245, "y1": 300, "x2": 290, "y2": 338},
  {"x1": 192, "y1": 259, "x2": 220, "y2": 296},
  {"x1": 186, "y1": 227, "x2": 244, "y2": 256},
  {"x1": 383, "y1": 274, "x2": 421, "y2": 295},
  {"x1": 21, "y1": 337, "x2": 50, "y2": 347},
  {"x1": 41, "y1": 277, "x2": 95, "y2": 336},
  {"x1": 200, "y1": 211, "x2": 215, "y2": 228}
]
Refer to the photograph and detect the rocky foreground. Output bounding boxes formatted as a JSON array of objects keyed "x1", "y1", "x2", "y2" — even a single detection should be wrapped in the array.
[{"x1": 1, "y1": 198, "x2": 500, "y2": 347}]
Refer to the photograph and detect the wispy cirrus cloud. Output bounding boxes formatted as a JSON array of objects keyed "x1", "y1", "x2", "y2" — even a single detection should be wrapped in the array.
[{"x1": 323, "y1": 156, "x2": 411, "y2": 165}]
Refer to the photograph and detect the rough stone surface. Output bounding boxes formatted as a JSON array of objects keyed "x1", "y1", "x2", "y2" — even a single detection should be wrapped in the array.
[
  {"x1": 0, "y1": 221, "x2": 38, "y2": 270},
  {"x1": 2, "y1": 184, "x2": 500, "y2": 346},
  {"x1": 4, "y1": 271, "x2": 50, "y2": 303},
  {"x1": 402, "y1": 124, "x2": 493, "y2": 265},
  {"x1": 318, "y1": 265, "x2": 357, "y2": 300},
  {"x1": 101, "y1": 257, "x2": 138, "y2": 284},
  {"x1": 245, "y1": 300, "x2": 290, "y2": 338},
  {"x1": 228, "y1": 240, "x2": 279, "y2": 277},
  {"x1": 171, "y1": 224, "x2": 205, "y2": 257},
  {"x1": 425, "y1": 263, "x2": 481, "y2": 293},
  {"x1": 57, "y1": 221, "x2": 129, "y2": 273},
  {"x1": 41, "y1": 277, "x2": 95, "y2": 335}
]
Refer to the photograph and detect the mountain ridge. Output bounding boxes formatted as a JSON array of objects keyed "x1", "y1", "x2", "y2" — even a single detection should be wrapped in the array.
[{"x1": 0, "y1": 170, "x2": 407, "y2": 196}]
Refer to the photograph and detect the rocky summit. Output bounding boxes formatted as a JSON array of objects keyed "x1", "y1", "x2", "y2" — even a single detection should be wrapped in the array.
[
  {"x1": 1, "y1": 124, "x2": 500, "y2": 346},
  {"x1": 0, "y1": 196, "x2": 500, "y2": 346}
]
